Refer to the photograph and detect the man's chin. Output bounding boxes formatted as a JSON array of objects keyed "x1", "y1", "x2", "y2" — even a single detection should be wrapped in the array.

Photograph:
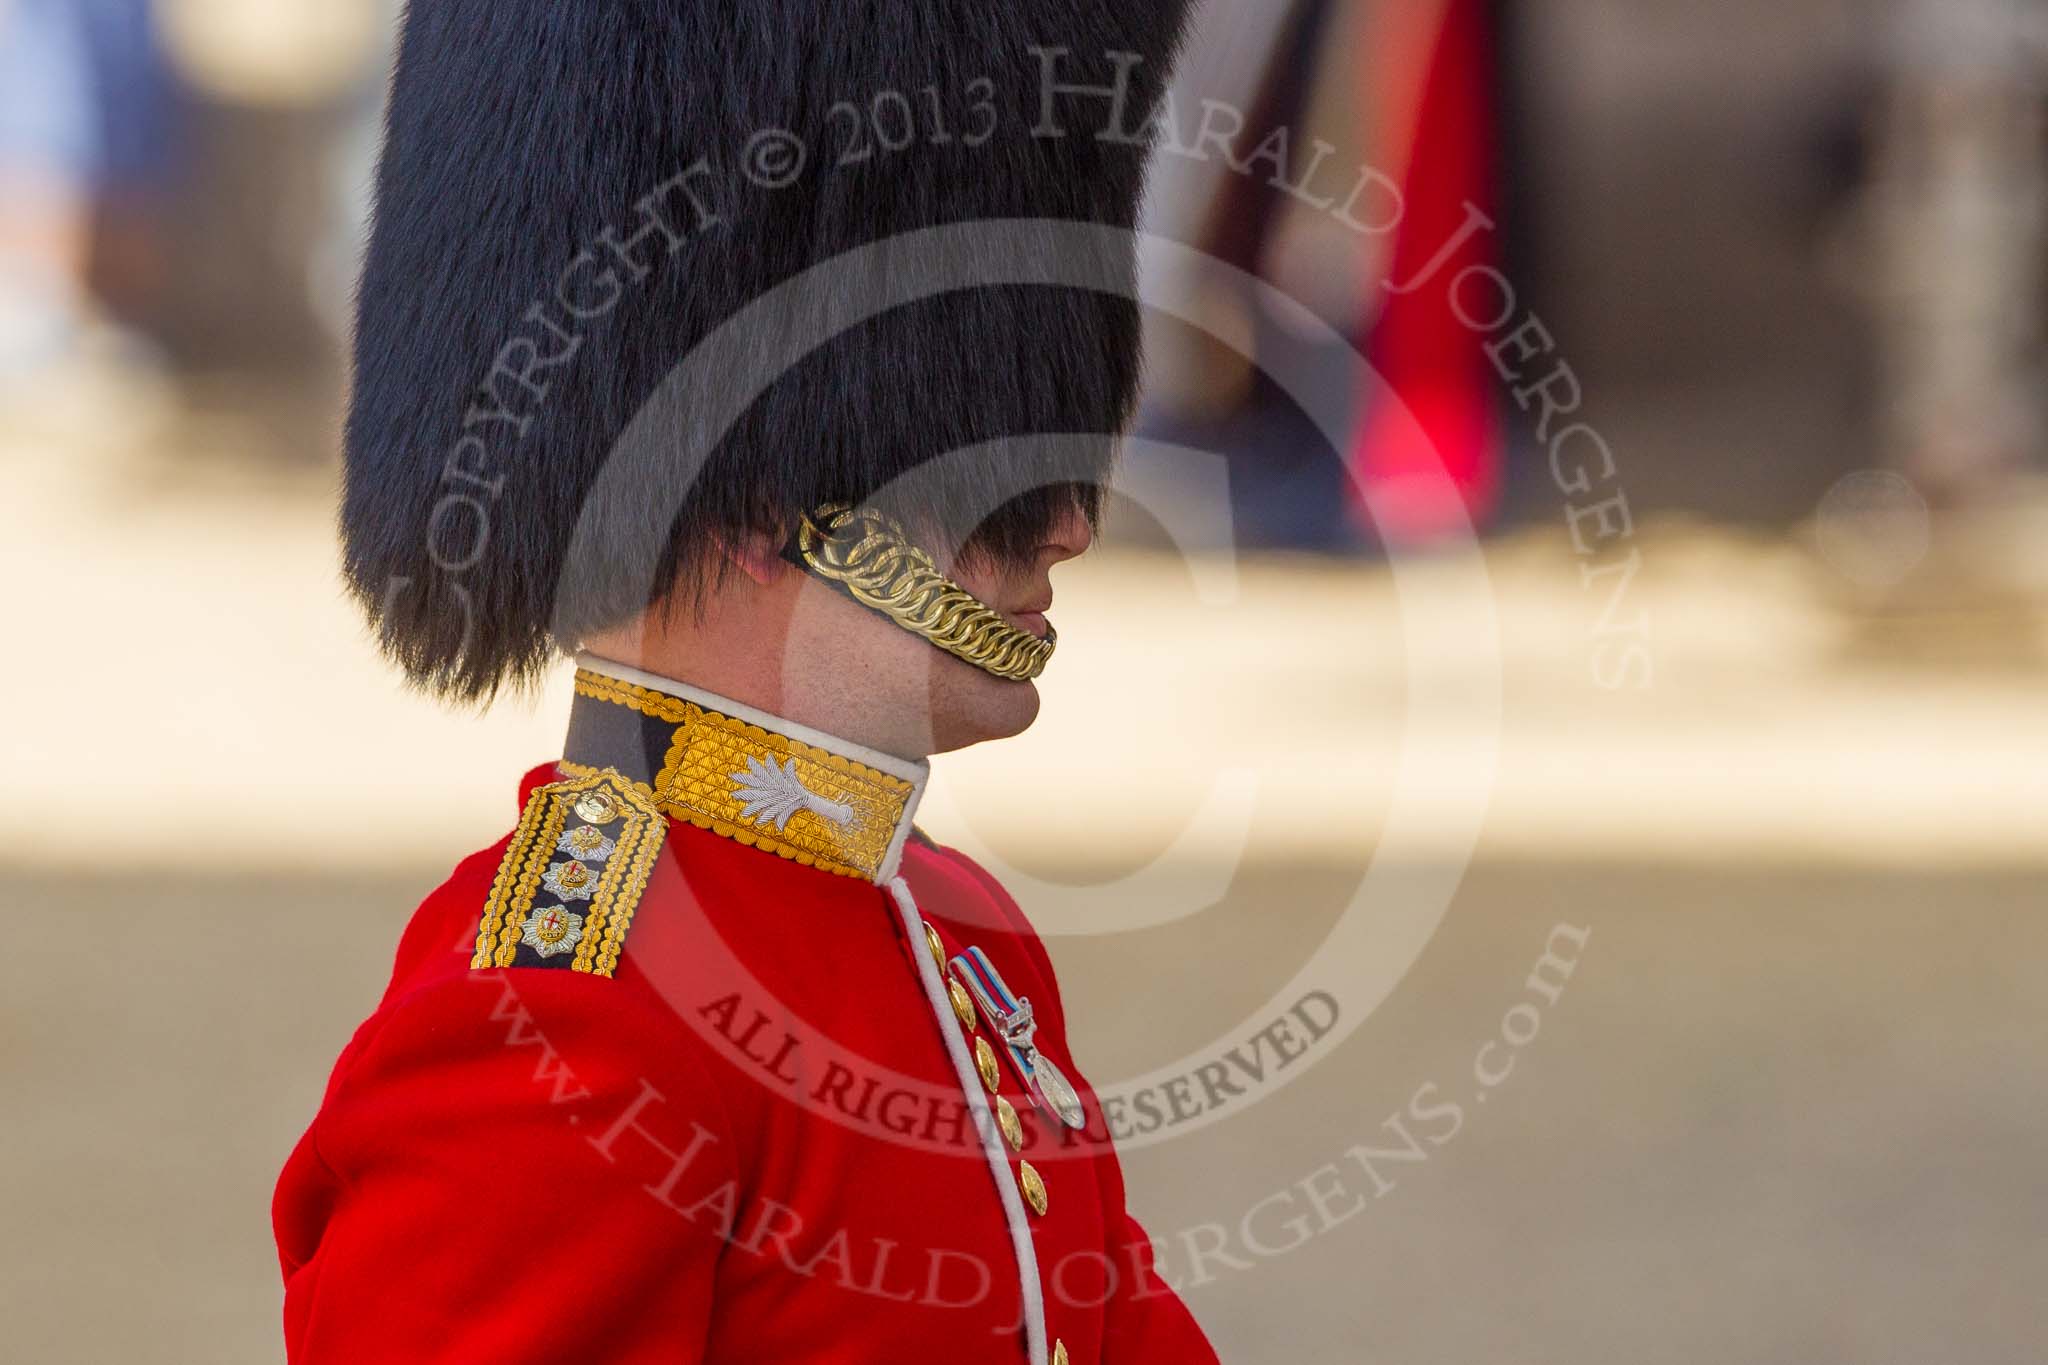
[{"x1": 930, "y1": 675, "x2": 1042, "y2": 754}]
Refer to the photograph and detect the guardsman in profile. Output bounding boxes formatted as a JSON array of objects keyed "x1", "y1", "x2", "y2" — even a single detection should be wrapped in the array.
[{"x1": 272, "y1": 3, "x2": 1219, "y2": 1362}]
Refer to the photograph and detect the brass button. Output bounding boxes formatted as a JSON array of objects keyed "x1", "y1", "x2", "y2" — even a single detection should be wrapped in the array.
[
  {"x1": 948, "y1": 978, "x2": 978, "y2": 1030},
  {"x1": 1052, "y1": 1342, "x2": 1069, "y2": 1365},
  {"x1": 994, "y1": 1096, "x2": 1023, "y2": 1151},
  {"x1": 922, "y1": 920, "x2": 947, "y2": 972},
  {"x1": 974, "y1": 1036, "x2": 1002, "y2": 1093},
  {"x1": 1019, "y1": 1160, "x2": 1048, "y2": 1217}
]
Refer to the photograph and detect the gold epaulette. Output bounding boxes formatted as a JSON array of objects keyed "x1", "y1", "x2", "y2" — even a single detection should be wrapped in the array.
[{"x1": 470, "y1": 768, "x2": 665, "y2": 977}]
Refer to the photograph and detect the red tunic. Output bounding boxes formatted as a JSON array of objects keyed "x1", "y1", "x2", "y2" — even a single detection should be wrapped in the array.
[{"x1": 273, "y1": 671, "x2": 1218, "y2": 1365}]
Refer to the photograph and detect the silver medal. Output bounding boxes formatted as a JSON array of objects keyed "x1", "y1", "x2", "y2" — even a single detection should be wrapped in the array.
[
  {"x1": 949, "y1": 946, "x2": 1090, "y2": 1130},
  {"x1": 1028, "y1": 1051, "x2": 1087, "y2": 1130}
]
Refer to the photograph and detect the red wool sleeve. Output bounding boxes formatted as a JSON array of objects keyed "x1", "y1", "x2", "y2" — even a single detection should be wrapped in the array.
[{"x1": 273, "y1": 969, "x2": 741, "y2": 1364}]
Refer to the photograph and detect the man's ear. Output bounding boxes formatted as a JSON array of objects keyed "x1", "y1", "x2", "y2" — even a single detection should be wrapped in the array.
[{"x1": 720, "y1": 528, "x2": 790, "y2": 587}]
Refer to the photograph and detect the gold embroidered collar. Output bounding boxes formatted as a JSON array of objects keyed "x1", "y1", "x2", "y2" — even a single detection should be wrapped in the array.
[{"x1": 563, "y1": 656, "x2": 929, "y2": 883}]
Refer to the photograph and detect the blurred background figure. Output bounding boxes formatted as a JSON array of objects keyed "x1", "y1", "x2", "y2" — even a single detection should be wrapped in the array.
[
  {"x1": 1864, "y1": 0, "x2": 2046, "y2": 509},
  {"x1": 1140, "y1": 0, "x2": 2048, "y2": 560},
  {"x1": 0, "y1": 0, "x2": 178, "y2": 410},
  {"x1": 1139, "y1": 0, "x2": 1518, "y2": 551},
  {"x1": 0, "y1": 0, "x2": 390, "y2": 455}
]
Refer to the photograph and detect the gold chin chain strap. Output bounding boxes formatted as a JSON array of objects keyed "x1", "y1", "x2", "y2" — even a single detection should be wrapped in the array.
[{"x1": 795, "y1": 504, "x2": 1057, "y2": 683}]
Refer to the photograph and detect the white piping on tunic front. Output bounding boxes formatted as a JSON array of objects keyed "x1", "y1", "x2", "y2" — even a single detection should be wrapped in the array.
[{"x1": 885, "y1": 875, "x2": 1047, "y2": 1365}]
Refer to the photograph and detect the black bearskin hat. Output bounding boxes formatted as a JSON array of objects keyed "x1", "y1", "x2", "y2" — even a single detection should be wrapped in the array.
[{"x1": 340, "y1": 2, "x2": 1193, "y2": 699}]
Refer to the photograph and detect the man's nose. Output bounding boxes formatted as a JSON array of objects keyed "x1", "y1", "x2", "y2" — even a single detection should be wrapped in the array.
[{"x1": 1039, "y1": 503, "x2": 1094, "y2": 567}]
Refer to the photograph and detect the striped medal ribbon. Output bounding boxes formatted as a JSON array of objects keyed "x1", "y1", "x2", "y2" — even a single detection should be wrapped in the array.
[{"x1": 948, "y1": 946, "x2": 1087, "y2": 1130}]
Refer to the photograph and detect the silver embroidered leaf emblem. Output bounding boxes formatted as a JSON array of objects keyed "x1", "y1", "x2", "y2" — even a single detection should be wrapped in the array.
[{"x1": 730, "y1": 754, "x2": 855, "y2": 832}]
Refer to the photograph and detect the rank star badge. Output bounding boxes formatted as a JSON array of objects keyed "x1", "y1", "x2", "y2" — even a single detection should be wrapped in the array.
[
  {"x1": 557, "y1": 824, "x2": 616, "y2": 861},
  {"x1": 521, "y1": 904, "x2": 585, "y2": 958},
  {"x1": 542, "y1": 859, "x2": 599, "y2": 901}
]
